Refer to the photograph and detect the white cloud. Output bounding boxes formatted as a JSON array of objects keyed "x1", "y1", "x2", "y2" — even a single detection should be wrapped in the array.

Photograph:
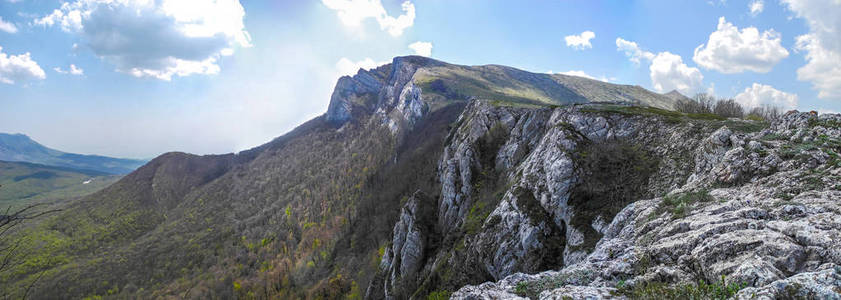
[
  {"x1": 35, "y1": 0, "x2": 251, "y2": 81},
  {"x1": 733, "y1": 83, "x2": 798, "y2": 110},
  {"x1": 616, "y1": 38, "x2": 655, "y2": 65},
  {"x1": 0, "y1": 46, "x2": 46, "y2": 84},
  {"x1": 408, "y1": 41, "x2": 432, "y2": 57},
  {"x1": 554, "y1": 70, "x2": 609, "y2": 82},
  {"x1": 565, "y1": 31, "x2": 595, "y2": 50},
  {"x1": 616, "y1": 38, "x2": 704, "y2": 94},
  {"x1": 322, "y1": 0, "x2": 415, "y2": 37},
  {"x1": 782, "y1": 0, "x2": 841, "y2": 100},
  {"x1": 336, "y1": 57, "x2": 388, "y2": 77},
  {"x1": 0, "y1": 17, "x2": 17, "y2": 33},
  {"x1": 650, "y1": 52, "x2": 704, "y2": 94},
  {"x1": 54, "y1": 64, "x2": 84, "y2": 75},
  {"x1": 693, "y1": 17, "x2": 788, "y2": 74},
  {"x1": 749, "y1": 0, "x2": 764, "y2": 16}
]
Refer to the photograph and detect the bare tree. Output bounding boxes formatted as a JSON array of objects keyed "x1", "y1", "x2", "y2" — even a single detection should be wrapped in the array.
[
  {"x1": 713, "y1": 99, "x2": 744, "y2": 118},
  {"x1": 748, "y1": 105, "x2": 782, "y2": 121},
  {"x1": 0, "y1": 186, "x2": 61, "y2": 299},
  {"x1": 676, "y1": 93, "x2": 715, "y2": 114}
]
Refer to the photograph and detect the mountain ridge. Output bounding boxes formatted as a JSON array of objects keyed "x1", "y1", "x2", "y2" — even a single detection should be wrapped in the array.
[
  {"x1": 5, "y1": 56, "x2": 835, "y2": 299},
  {"x1": 326, "y1": 56, "x2": 684, "y2": 125},
  {"x1": 0, "y1": 133, "x2": 147, "y2": 174}
]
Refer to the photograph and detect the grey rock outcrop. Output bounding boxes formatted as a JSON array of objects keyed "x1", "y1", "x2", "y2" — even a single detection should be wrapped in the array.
[
  {"x1": 378, "y1": 191, "x2": 437, "y2": 299},
  {"x1": 454, "y1": 110, "x2": 841, "y2": 299}
]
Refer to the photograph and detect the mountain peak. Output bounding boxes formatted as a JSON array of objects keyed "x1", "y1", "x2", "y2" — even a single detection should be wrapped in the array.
[
  {"x1": 325, "y1": 56, "x2": 684, "y2": 127},
  {"x1": 0, "y1": 132, "x2": 146, "y2": 174}
]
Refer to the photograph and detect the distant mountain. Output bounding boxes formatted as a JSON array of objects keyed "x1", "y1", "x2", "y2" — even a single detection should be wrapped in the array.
[
  {"x1": 0, "y1": 133, "x2": 146, "y2": 174},
  {"x1": 0, "y1": 160, "x2": 120, "y2": 209},
  {"x1": 663, "y1": 89, "x2": 692, "y2": 103}
]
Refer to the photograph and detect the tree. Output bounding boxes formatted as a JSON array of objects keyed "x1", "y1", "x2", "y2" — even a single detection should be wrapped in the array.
[
  {"x1": 713, "y1": 99, "x2": 744, "y2": 118},
  {"x1": 676, "y1": 93, "x2": 715, "y2": 114},
  {"x1": 0, "y1": 185, "x2": 61, "y2": 299}
]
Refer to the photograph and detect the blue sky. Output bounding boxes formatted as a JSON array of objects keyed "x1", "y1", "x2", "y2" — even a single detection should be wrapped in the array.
[{"x1": 1, "y1": 0, "x2": 839, "y2": 158}]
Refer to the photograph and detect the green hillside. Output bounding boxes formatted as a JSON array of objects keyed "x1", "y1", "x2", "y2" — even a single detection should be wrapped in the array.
[{"x1": 0, "y1": 160, "x2": 121, "y2": 210}]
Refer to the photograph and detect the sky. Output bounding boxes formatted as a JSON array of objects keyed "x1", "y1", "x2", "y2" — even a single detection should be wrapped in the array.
[{"x1": 1, "y1": 0, "x2": 840, "y2": 159}]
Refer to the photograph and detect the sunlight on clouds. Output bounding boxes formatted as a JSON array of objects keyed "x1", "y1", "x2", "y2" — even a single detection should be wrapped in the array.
[
  {"x1": 615, "y1": 38, "x2": 655, "y2": 65},
  {"x1": 565, "y1": 31, "x2": 595, "y2": 50},
  {"x1": 0, "y1": 16, "x2": 17, "y2": 33},
  {"x1": 336, "y1": 57, "x2": 388, "y2": 77},
  {"x1": 782, "y1": 0, "x2": 841, "y2": 100},
  {"x1": 734, "y1": 83, "x2": 798, "y2": 110},
  {"x1": 617, "y1": 38, "x2": 703, "y2": 95},
  {"x1": 553, "y1": 70, "x2": 610, "y2": 82},
  {"x1": 322, "y1": 0, "x2": 415, "y2": 36},
  {"x1": 34, "y1": 0, "x2": 251, "y2": 81},
  {"x1": 0, "y1": 46, "x2": 46, "y2": 84},
  {"x1": 693, "y1": 17, "x2": 788, "y2": 74},
  {"x1": 650, "y1": 52, "x2": 704, "y2": 95},
  {"x1": 408, "y1": 41, "x2": 432, "y2": 57},
  {"x1": 749, "y1": 0, "x2": 764, "y2": 16}
]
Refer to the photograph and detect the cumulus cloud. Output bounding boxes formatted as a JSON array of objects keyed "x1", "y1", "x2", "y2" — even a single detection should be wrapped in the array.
[
  {"x1": 650, "y1": 52, "x2": 704, "y2": 94},
  {"x1": 616, "y1": 38, "x2": 704, "y2": 94},
  {"x1": 336, "y1": 57, "x2": 388, "y2": 77},
  {"x1": 408, "y1": 41, "x2": 432, "y2": 57},
  {"x1": 616, "y1": 38, "x2": 655, "y2": 65},
  {"x1": 693, "y1": 17, "x2": 788, "y2": 73},
  {"x1": 733, "y1": 83, "x2": 798, "y2": 110},
  {"x1": 565, "y1": 31, "x2": 595, "y2": 50},
  {"x1": 35, "y1": 0, "x2": 251, "y2": 81},
  {"x1": 749, "y1": 0, "x2": 764, "y2": 16},
  {"x1": 0, "y1": 46, "x2": 46, "y2": 84},
  {"x1": 782, "y1": 0, "x2": 841, "y2": 100},
  {"x1": 322, "y1": 0, "x2": 415, "y2": 36},
  {"x1": 553, "y1": 70, "x2": 610, "y2": 82},
  {"x1": 54, "y1": 64, "x2": 84, "y2": 75},
  {"x1": 0, "y1": 17, "x2": 17, "y2": 33}
]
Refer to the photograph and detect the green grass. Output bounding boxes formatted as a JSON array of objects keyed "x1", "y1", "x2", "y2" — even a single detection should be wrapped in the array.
[
  {"x1": 613, "y1": 276, "x2": 747, "y2": 300},
  {"x1": 808, "y1": 118, "x2": 841, "y2": 129},
  {"x1": 0, "y1": 161, "x2": 120, "y2": 210},
  {"x1": 425, "y1": 290, "x2": 451, "y2": 300},
  {"x1": 579, "y1": 105, "x2": 771, "y2": 133},
  {"x1": 654, "y1": 190, "x2": 714, "y2": 219},
  {"x1": 513, "y1": 270, "x2": 595, "y2": 299}
]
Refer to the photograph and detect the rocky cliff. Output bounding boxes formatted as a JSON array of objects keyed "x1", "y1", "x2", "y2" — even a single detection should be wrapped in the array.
[
  {"x1": 447, "y1": 110, "x2": 841, "y2": 299},
  {"x1": 5, "y1": 56, "x2": 838, "y2": 300}
]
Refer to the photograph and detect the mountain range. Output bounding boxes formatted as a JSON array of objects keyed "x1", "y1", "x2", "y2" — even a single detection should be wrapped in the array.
[
  {"x1": 1, "y1": 56, "x2": 838, "y2": 299},
  {"x1": 0, "y1": 133, "x2": 147, "y2": 175}
]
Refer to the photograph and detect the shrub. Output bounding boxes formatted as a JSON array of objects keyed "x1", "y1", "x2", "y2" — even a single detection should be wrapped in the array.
[
  {"x1": 748, "y1": 105, "x2": 781, "y2": 121},
  {"x1": 613, "y1": 275, "x2": 747, "y2": 299},
  {"x1": 568, "y1": 139, "x2": 660, "y2": 252},
  {"x1": 655, "y1": 190, "x2": 714, "y2": 219},
  {"x1": 713, "y1": 99, "x2": 744, "y2": 118},
  {"x1": 675, "y1": 93, "x2": 715, "y2": 114}
]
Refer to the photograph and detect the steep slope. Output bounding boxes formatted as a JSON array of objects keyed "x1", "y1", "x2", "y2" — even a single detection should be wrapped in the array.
[
  {"x1": 1, "y1": 56, "x2": 696, "y2": 299},
  {"x1": 366, "y1": 101, "x2": 774, "y2": 299},
  {"x1": 0, "y1": 133, "x2": 147, "y2": 174},
  {"x1": 0, "y1": 160, "x2": 120, "y2": 209},
  {"x1": 451, "y1": 111, "x2": 841, "y2": 299},
  {"x1": 326, "y1": 56, "x2": 680, "y2": 126}
]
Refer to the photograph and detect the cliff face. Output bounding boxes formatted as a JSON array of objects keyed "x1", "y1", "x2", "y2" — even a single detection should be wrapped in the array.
[
  {"x1": 449, "y1": 110, "x2": 841, "y2": 299},
  {"x1": 6, "y1": 56, "x2": 839, "y2": 300},
  {"x1": 368, "y1": 101, "x2": 731, "y2": 299}
]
